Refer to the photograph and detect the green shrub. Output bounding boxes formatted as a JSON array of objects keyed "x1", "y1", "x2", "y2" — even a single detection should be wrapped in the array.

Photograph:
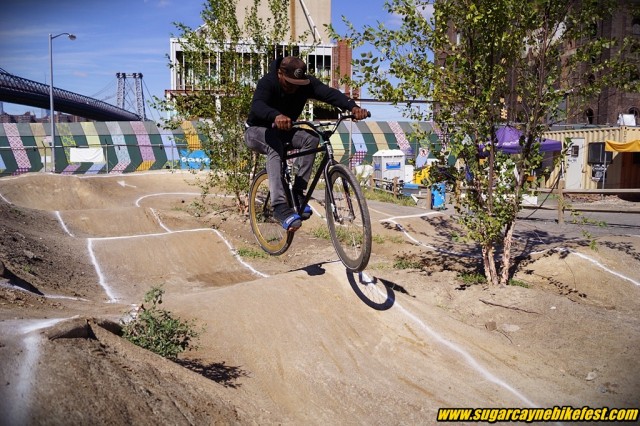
[
  {"x1": 458, "y1": 271, "x2": 487, "y2": 285},
  {"x1": 121, "y1": 286, "x2": 203, "y2": 360},
  {"x1": 236, "y1": 247, "x2": 268, "y2": 259},
  {"x1": 363, "y1": 188, "x2": 416, "y2": 206},
  {"x1": 508, "y1": 279, "x2": 530, "y2": 288}
]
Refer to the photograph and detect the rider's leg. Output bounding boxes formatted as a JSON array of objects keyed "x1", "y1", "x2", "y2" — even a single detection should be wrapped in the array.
[
  {"x1": 291, "y1": 129, "x2": 319, "y2": 219},
  {"x1": 244, "y1": 126, "x2": 288, "y2": 206},
  {"x1": 244, "y1": 127, "x2": 301, "y2": 230},
  {"x1": 291, "y1": 129, "x2": 320, "y2": 191}
]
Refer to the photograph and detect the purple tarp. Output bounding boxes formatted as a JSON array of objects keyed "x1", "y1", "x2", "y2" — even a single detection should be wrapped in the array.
[{"x1": 480, "y1": 126, "x2": 562, "y2": 155}]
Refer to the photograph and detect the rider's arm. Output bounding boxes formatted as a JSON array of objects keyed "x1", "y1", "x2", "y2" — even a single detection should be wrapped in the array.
[
  {"x1": 309, "y1": 77, "x2": 359, "y2": 111},
  {"x1": 248, "y1": 77, "x2": 283, "y2": 125},
  {"x1": 308, "y1": 77, "x2": 368, "y2": 119}
]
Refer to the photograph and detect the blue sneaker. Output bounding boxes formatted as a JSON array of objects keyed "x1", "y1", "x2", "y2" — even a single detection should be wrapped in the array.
[
  {"x1": 273, "y1": 204, "x2": 302, "y2": 231},
  {"x1": 295, "y1": 192, "x2": 313, "y2": 220}
]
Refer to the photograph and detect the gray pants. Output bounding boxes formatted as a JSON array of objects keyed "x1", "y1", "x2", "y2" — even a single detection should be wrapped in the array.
[{"x1": 244, "y1": 126, "x2": 319, "y2": 207}]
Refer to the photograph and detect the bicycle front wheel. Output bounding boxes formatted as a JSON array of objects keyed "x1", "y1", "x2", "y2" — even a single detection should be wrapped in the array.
[
  {"x1": 249, "y1": 169, "x2": 293, "y2": 255},
  {"x1": 325, "y1": 164, "x2": 372, "y2": 272}
]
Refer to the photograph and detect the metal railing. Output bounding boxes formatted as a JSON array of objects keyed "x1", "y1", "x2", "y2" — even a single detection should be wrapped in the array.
[{"x1": 533, "y1": 180, "x2": 640, "y2": 224}]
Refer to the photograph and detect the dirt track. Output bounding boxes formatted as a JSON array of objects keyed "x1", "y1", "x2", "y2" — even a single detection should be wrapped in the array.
[{"x1": 0, "y1": 171, "x2": 638, "y2": 425}]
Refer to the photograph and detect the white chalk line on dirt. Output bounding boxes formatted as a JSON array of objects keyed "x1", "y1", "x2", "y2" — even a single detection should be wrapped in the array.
[
  {"x1": 212, "y1": 229, "x2": 269, "y2": 278},
  {"x1": 84, "y1": 227, "x2": 268, "y2": 302},
  {"x1": 0, "y1": 196, "x2": 88, "y2": 301},
  {"x1": 3, "y1": 317, "x2": 77, "y2": 425},
  {"x1": 135, "y1": 192, "x2": 202, "y2": 207},
  {"x1": 87, "y1": 239, "x2": 118, "y2": 303},
  {"x1": 556, "y1": 247, "x2": 640, "y2": 287},
  {"x1": 81, "y1": 191, "x2": 268, "y2": 301},
  {"x1": 358, "y1": 271, "x2": 538, "y2": 408},
  {"x1": 372, "y1": 208, "x2": 480, "y2": 258},
  {"x1": 76, "y1": 170, "x2": 197, "y2": 179},
  {"x1": 55, "y1": 210, "x2": 75, "y2": 237},
  {"x1": 397, "y1": 298, "x2": 538, "y2": 407},
  {"x1": 374, "y1": 207, "x2": 639, "y2": 286},
  {"x1": 150, "y1": 208, "x2": 171, "y2": 232},
  {"x1": 145, "y1": 206, "x2": 269, "y2": 279},
  {"x1": 0, "y1": 281, "x2": 89, "y2": 301},
  {"x1": 512, "y1": 245, "x2": 639, "y2": 287}
]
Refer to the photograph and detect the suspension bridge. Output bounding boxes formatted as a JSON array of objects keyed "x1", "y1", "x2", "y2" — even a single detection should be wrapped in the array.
[{"x1": 0, "y1": 68, "x2": 150, "y2": 121}]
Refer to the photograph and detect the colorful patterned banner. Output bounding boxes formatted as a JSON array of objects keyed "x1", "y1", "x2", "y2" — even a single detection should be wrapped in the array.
[{"x1": 0, "y1": 120, "x2": 439, "y2": 176}]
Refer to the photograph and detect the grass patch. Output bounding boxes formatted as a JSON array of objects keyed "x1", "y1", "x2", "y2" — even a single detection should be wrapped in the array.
[
  {"x1": 236, "y1": 247, "x2": 268, "y2": 259},
  {"x1": 508, "y1": 279, "x2": 530, "y2": 288},
  {"x1": 373, "y1": 234, "x2": 405, "y2": 245},
  {"x1": 458, "y1": 271, "x2": 487, "y2": 285},
  {"x1": 372, "y1": 234, "x2": 385, "y2": 244},
  {"x1": 457, "y1": 272, "x2": 530, "y2": 288},
  {"x1": 311, "y1": 226, "x2": 331, "y2": 240},
  {"x1": 363, "y1": 188, "x2": 416, "y2": 206},
  {"x1": 393, "y1": 254, "x2": 423, "y2": 270}
]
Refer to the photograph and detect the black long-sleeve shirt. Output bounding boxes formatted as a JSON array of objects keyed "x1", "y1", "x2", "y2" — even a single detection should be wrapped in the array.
[{"x1": 246, "y1": 57, "x2": 358, "y2": 127}]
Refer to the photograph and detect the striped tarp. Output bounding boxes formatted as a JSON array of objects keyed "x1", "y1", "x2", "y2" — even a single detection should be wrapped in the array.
[
  {"x1": 0, "y1": 121, "x2": 197, "y2": 176},
  {"x1": 332, "y1": 121, "x2": 439, "y2": 167},
  {"x1": 1, "y1": 120, "x2": 441, "y2": 176}
]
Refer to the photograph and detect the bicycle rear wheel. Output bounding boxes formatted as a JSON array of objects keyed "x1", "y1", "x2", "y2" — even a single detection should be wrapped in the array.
[
  {"x1": 325, "y1": 163, "x2": 372, "y2": 272},
  {"x1": 249, "y1": 169, "x2": 293, "y2": 255}
]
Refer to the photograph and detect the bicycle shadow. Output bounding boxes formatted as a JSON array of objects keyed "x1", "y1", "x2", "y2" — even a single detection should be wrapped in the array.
[
  {"x1": 291, "y1": 262, "x2": 399, "y2": 311},
  {"x1": 345, "y1": 270, "x2": 399, "y2": 311}
]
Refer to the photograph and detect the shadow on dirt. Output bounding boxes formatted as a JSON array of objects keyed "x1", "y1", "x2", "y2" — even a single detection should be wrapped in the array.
[
  {"x1": 0, "y1": 267, "x2": 44, "y2": 296},
  {"x1": 290, "y1": 263, "x2": 327, "y2": 276},
  {"x1": 346, "y1": 271, "x2": 397, "y2": 311},
  {"x1": 383, "y1": 210, "x2": 625, "y2": 289},
  {"x1": 599, "y1": 240, "x2": 640, "y2": 263},
  {"x1": 176, "y1": 359, "x2": 250, "y2": 388}
]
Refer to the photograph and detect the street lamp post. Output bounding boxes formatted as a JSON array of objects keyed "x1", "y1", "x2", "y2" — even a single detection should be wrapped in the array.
[{"x1": 49, "y1": 32, "x2": 76, "y2": 173}]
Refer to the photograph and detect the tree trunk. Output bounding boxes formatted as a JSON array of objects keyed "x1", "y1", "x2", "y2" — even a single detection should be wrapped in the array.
[
  {"x1": 500, "y1": 219, "x2": 516, "y2": 286},
  {"x1": 482, "y1": 244, "x2": 499, "y2": 286}
]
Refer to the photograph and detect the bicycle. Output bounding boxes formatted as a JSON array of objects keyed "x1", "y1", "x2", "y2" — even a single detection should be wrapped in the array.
[{"x1": 248, "y1": 112, "x2": 372, "y2": 272}]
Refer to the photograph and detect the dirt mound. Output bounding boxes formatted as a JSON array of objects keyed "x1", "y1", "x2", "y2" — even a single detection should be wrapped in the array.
[{"x1": 1, "y1": 171, "x2": 638, "y2": 424}]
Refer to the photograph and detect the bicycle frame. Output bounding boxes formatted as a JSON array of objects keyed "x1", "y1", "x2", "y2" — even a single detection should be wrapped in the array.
[
  {"x1": 282, "y1": 120, "x2": 343, "y2": 216},
  {"x1": 249, "y1": 112, "x2": 372, "y2": 271}
]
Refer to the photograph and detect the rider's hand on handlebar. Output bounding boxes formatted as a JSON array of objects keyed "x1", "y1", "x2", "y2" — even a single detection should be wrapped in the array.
[
  {"x1": 351, "y1": 107, "x2": 370, "y2": 121},
  {"x1": 274, "y1": 114, "x2": 293, "y2": 130}
]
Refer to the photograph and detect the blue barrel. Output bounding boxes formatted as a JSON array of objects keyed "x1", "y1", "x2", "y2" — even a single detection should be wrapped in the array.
[{"x1": 431, "y1": 182, "x2": 446, "y2": 209}]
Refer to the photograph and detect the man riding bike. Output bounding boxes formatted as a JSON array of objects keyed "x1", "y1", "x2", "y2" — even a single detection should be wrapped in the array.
[{"x1": 244, "y1": 56, "x2": 369, "y2": 231}]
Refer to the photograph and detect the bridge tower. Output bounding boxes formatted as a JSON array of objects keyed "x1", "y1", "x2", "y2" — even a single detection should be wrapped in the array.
[{"x1": 116, "y1": 72, "x2": 146, "y2": 120}]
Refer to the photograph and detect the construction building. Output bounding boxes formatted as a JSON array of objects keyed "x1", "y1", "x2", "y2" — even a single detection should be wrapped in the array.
[{"x1": 167, "y1": 0, "x2": 358, "y2": 119}]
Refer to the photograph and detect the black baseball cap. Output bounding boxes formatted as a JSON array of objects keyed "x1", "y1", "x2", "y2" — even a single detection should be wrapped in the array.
[{"x1": 279, "y1": 56, "x2": 310, "y2": 85}]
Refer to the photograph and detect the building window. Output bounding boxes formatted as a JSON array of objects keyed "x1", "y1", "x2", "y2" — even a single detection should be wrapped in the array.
[
  {"x1": 587, "y1": 142, "x2": 612, "y2": 164},
  {"x1": 629, "y1": 106, "x2": 640, "y2": 120}
]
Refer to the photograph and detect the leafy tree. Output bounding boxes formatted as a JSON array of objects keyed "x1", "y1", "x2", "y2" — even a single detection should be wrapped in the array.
[
  {"x1": 154, "y1": 0, "x2": 292, "y2": 213},
  {"x1": 334, "y1": 0, "x2": 638, "y2": 285}
]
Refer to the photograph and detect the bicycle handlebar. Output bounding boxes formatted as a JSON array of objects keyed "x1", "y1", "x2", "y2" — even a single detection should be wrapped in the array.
[{"x1": 290, "y1": 110, "x2": 372, "y2": 132}]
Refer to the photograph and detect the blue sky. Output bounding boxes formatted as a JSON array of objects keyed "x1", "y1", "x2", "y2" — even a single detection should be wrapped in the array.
[{"x1": 0, "y1": 0, "x2": 408, "y2": 121}]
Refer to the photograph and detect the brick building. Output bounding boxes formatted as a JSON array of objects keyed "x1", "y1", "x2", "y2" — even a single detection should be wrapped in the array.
[{"x1": 563, "y1": 0, "x2": 640, "y2": 126}]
